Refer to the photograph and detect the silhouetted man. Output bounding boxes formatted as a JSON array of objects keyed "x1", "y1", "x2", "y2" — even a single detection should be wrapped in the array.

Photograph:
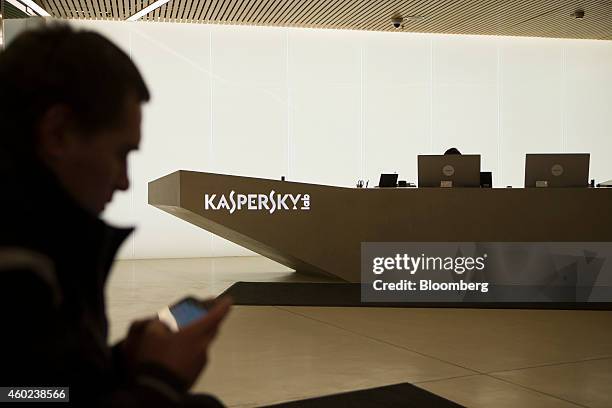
[{"x1": 0, "y1": 25, "x2": 230, "y2": 406}]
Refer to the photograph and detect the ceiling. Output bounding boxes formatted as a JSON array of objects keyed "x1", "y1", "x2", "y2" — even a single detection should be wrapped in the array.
[{"x1": 27, "y1": 0, "x2": 612, "y2": 40}]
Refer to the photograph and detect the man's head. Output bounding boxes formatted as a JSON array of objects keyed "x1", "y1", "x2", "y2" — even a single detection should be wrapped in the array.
[
  {"x1": 0, "y1": 25, "x2": 150, "y2": 215},
  {"x1": 444, "y1": 147, "x2": 461, "y2": 155}
]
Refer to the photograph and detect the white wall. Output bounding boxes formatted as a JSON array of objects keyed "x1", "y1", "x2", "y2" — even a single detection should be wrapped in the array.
[{"x1": 7, "y1": 20, "x2": 612, "y2": 259}]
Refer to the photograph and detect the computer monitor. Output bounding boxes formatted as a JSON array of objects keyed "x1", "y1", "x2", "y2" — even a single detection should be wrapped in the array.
[
  {"x1": 418, "y1": 155, "x2": 481, "y2": 187},
  {"x1": 524, "y1": 153, "x2": 590, "y2": 188},
  {"x1": 378, "y1": 173, "x2": 398, "y2": 188},
  {"x1": 480, "y1": 172, "x2": 492, "y2": 188}
]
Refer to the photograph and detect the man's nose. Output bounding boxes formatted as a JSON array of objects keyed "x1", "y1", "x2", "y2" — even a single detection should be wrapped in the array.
[{"x1": 117, "y1": 169, "x2": 130, "y2": 191}]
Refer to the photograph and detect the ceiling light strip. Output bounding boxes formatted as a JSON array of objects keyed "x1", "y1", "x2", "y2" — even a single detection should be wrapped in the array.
[
  {"x1": 6, "y1": 0, "x2": 35, "y2": 15},
  {"x1": 126, "y1": 0, "x2": 171, "y2": 20},
  {"x1": 10, "y1": 0, "x2": 51, "y2": 16},
  {"x1": 21, "y1": 0, "x2": 51, "y2": 15}
]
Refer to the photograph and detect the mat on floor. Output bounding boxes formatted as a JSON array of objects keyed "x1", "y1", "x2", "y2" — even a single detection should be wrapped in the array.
[
  {"x1": 218, "y1": 282, "x2": 612, "y2": 310},
  {"x1": 261, "y1": 382, "x2": 465, "y2": 408}
]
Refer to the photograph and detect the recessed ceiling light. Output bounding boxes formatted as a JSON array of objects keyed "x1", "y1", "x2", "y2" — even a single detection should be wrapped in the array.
[{"x1": 572, "y1": 10, "x2": 585, "y2": 19}]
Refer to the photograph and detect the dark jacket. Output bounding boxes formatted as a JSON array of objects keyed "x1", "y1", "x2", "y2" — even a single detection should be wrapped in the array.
[{"x1": 0, "y1": 158, "x2": 192, "y2": 406}]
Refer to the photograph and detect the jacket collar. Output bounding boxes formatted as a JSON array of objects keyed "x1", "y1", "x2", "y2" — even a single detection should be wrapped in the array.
[{"x1": 2, "y1": 156, "x2": 133, "y2": 285}]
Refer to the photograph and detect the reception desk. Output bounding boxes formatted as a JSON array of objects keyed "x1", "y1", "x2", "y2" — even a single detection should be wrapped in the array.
[{"x1": 148, "y1": 171, "x2": 612, "y2": 282}]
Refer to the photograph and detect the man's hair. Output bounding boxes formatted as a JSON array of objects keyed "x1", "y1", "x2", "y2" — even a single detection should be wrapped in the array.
[
  {"x1": 0, "y1": 24, "x2": 150, "y2": 161},
  {"x1": 444, "y1": 147, "x2": 461, "y2": 155}
]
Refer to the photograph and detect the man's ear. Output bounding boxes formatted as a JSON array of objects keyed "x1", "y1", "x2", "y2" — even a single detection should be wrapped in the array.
[{"x1": 36, "y1": 105, "x2": 77, "y2": 162}]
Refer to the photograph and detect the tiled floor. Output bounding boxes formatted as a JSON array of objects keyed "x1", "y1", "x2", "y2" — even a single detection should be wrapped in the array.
[{"x1": 107, "y1": 257, "x2": 612, "y2": 408}]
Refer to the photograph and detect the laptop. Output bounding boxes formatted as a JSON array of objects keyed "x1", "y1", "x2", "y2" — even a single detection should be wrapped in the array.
[
  {"x1": 378, "y1": 173, "x2": 398, "y2": 188},
  {"x1": 418, "y1": 155, "x2": 481, "y2": 187},
  {"x1": 524, "y1": 153, "x2": 589, "y2": 188}
]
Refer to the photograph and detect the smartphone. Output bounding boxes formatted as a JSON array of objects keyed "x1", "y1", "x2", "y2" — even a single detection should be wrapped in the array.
[{"x1": 158, "y1": 296, "x2": 208, "y2": 332}]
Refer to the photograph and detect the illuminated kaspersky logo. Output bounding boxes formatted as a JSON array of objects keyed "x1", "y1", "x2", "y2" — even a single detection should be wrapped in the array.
[{"x1": 204, "y1": 190, "x2": 310, "y2": 214}]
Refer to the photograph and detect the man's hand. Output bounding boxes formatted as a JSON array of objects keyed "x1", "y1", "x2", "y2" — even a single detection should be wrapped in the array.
[{"x1": 123, "y1": 296, "x2": 233, "y2": 389}]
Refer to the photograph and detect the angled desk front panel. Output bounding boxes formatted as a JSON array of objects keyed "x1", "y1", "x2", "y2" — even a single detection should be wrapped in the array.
[{"x1": 148, "y1": 171, "x2": 612, "y2": 282}]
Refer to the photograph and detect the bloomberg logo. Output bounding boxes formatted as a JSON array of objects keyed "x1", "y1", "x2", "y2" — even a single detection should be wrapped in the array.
[{"x1": 204, "y1": 190, "x2": 310, "y2": 214}]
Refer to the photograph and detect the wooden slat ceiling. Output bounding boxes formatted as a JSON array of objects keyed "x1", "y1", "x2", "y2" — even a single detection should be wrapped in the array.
[{"x1": 35, "y1": 0, "x2": 612, "y2": 40}]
